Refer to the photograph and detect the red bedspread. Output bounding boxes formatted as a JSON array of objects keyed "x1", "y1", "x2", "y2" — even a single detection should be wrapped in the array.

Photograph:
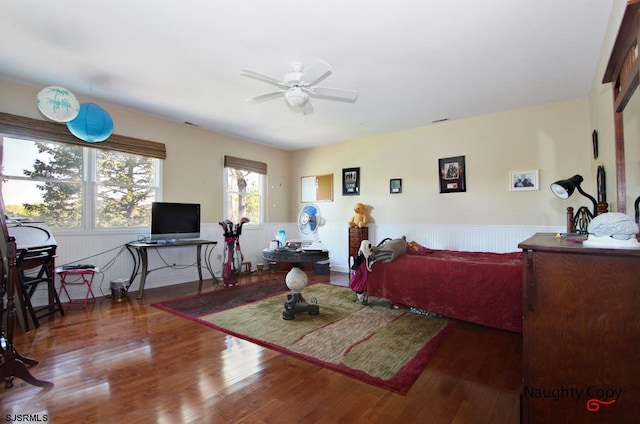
[{"x1": 368, "y1": 249, "x2": 523, "y2": 332}]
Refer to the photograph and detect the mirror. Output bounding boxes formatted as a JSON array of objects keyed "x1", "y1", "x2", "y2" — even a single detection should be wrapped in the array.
[
  {"x1": 301, "y1": 174, "x2": 333, "y2": 202},
  {"x1": 624, "y1": 89, "x2": 640, "y2": 219},
  {"x1": 604, "y1": 4, "x2": 640, "y2": 215}
]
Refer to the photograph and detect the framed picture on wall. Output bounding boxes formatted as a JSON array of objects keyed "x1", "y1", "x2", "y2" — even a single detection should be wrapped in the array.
[
  {"x1": 510, "y1": 169, "x2": 539, "y2": 191},
  {"x1": 390, "y1": 178, "x2": 402, "y2": 193},
  {"x1": 342, "y1": 167, "x2": 360, "y2": 195},
  {"x1": 439, "y1": 156, "x2": 466, "y2": 193}
]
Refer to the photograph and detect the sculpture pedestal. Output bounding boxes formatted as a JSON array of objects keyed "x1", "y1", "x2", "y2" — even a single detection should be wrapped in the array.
[
  {"x1": 262, "y1": 249, "x2": 329, "y2": 320},
  {"x1": 282, "y1": 267, "x2": 319, "y2": 320}
]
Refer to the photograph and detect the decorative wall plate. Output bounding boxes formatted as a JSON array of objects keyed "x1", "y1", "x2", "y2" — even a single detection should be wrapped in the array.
[{"x1": 36, "y1": 86, "x2": 80, "y2": 122}]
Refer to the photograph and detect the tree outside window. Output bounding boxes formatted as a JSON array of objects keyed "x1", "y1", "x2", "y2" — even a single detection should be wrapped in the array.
[
  {"x1": 95, "y1": 150, "x2": 156, "y2": 228},
  {"x1": 224, "y1": 167, "x2": 263, "y2": 226},
  {"x1": 0, "y1": 136, "x2": 159, "y2": 229}
]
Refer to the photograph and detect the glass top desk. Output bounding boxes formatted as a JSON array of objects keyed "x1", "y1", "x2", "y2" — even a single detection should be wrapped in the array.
[{"x1": 126, "y1": 239, "x2": 217, "y2": 300}]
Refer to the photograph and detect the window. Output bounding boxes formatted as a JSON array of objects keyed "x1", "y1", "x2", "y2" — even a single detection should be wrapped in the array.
[
  {"x1": 94, "y1": 149, "x2": 158, "y2": 228},
  {"x1": 1, "y1": 136, "x2": 160, "y2": 230},
  {"x1": 223, "y1": 156, "x2": 266, "y2": 227}
]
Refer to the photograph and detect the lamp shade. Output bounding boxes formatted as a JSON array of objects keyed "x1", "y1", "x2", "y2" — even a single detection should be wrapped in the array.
[
  {"x1": 550, "y1": 180, "x2": 574, "y2": 199},
  {"x1": 550, "y1": 175, "x2": 584, "y2": 199},
  {"x1": 66, "y1": 103, "x2": 113, "y2": 143},
  {"x1": 36, "y1": 86, "x2": 80, "y2": 122}
]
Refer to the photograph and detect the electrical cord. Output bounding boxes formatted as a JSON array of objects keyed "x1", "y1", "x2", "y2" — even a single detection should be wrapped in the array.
[
  {"x1": 60, "y1": 240, "x2": 141, "y2": 297},
  {"x1": 60, "y1": 236, "x2": 222, "y2": 297}
]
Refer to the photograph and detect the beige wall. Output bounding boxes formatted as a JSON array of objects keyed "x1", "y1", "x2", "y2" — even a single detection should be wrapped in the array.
[
  {"x1": 0, "y1": 79, "x2": 291, "y2": 224},
  {"x1": 3, "y1": 0, "x2": 639, "y2": 230},
  {"x1": 291, "y1": 98, "x2": 592, "y2": 228},
  {"x1": 6, "y1": 3, "x2": 638, "y2": 284},
  {"x1": 290, "y1": 0, "x2": 640, "y2": 229}
]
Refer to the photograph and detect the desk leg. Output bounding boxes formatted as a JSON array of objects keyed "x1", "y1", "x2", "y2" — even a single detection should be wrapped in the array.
[
  {"x1": 126, "y1": 245, "x2": 140, "y2": 287},
  {"x1": 204, "y1": 243, "x2": 217, "y2": 281},
  {"x1": 136, "y1": 247, "x2": 149, "y2": 300},
  {"x1": 197, "y1": 245, "x2": 204, "y2": 291}
]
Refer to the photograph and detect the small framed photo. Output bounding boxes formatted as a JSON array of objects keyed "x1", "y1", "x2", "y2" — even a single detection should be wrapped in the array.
[
  {"x1": 439, "y1": 155, "x2": 466, "y2": 193},
  {"x1": 510, "y1": 169, "x2": 539, "y2": 191},
  {"x1": 342, "y1": 167, "x2": 360, "y2": 195},
  {"x1": 390, "y1": 178, "x2": 402, "y2": 193}
]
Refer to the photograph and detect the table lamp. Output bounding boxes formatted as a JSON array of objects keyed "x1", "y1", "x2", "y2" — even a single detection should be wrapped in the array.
[{"x1": 550, "y1": 174, "x2": 598, "y2": 217}]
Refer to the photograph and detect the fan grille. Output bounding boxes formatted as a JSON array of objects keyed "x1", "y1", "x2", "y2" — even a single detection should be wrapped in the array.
[{"x1": 298, "y1": 205, "x2": 319, "y2": 235}]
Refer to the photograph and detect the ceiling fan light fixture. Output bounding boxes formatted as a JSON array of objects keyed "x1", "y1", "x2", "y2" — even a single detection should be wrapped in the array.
[{"x1": 284, "y1": 88, "x2": 308, "y2": 108}]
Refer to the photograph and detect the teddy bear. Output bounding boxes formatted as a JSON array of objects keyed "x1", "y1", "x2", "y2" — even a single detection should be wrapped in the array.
[{"x1": 348, "y1": 202, "x2": 369, "y2": 228}]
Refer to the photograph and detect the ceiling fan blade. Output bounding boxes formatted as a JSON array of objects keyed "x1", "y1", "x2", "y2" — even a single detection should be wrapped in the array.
[
  {"x1": 301, "y1": 60, "x2": 332, "y2": 85},
  {"x1": 240, "y1": 69, "x2": 288, "y2": 88},
  {"x1": 309, "y1": 86, "x2": 358, "y2": 101},
  {"x1": 248, "y1": 90, "x2": 285, "y2": 102}
]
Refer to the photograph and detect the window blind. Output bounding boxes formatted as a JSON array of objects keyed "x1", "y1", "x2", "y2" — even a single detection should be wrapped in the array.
[
  {"x1": 0, "y1": 111, "x2": 167, "y2": 160},
  {"x1": 224, "y1": 155, "x2": 267, "y2": 174}
]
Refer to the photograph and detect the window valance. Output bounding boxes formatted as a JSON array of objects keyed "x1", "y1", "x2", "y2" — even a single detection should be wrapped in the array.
[
  {"x1": 224, "y1": 155, "x2": 267, "y2": 174},
  {"x1": 0, "y1": 112, "x2": 167, "y2": 160}
]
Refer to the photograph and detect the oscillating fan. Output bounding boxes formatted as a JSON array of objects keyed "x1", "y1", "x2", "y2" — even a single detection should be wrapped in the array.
[{"x1": 297, "y1": 204, "x2": 326, "y2": 251}]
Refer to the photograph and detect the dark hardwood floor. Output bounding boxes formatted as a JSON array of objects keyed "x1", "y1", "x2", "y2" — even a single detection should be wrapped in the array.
[{"x1": 1, "y1": 272, "x2": 522, "y2": 423}]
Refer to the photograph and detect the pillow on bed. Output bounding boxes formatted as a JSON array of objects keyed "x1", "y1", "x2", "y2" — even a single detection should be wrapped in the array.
[{"x1": 407, "y1": 241, "x2": 434, "y2": 255}]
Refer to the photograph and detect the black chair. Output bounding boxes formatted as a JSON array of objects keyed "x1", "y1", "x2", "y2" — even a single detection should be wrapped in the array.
[{"x1": 16, "y1": 245, "x2": 64, "y2": 331}]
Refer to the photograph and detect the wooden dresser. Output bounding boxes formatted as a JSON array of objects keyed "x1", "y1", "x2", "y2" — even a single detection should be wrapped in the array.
[
  {"x1": 348, "y1": 226, "x2": 368, "y2": 270},
  {"x1": 518, "y1": 233, "x2": 640, "y2": 423}
]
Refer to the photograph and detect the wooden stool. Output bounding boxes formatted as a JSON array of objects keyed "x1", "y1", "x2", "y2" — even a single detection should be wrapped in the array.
[
  {"x1": 241, "y1": 261, "x2": 252, "y2": 273},
  {"x1": 56, "y1": 267, "x2": 98, "y2": 308}
]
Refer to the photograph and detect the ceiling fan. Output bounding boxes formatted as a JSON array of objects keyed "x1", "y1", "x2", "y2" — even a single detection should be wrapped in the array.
[{"x1": 241, "y1": 59, "x2": 358, "y2": 114}]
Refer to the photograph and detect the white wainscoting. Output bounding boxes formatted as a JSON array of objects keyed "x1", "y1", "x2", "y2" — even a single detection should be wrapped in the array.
[
  {"x1": 310, "y1": 223, "x2": 564, "y2": 274},
  {"x1": 26, "y1": 222, "x2": 562, "y2": 307},
  {"x1": 252, "y1": 222, "x2": 563, "y2": 274}
]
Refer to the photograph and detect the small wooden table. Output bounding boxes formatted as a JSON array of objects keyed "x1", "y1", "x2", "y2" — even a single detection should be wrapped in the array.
[
  {"x1": 262, "y1": 248, "x2": 329, "y2": 320},
  {"x1": 55, "y1": 267, "x2": 99, "y2": 308}
]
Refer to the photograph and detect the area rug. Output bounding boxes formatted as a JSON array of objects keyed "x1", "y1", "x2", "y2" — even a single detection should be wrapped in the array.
[{"x1": 153, "y1": 281, "x2": 454, "y2": 394}]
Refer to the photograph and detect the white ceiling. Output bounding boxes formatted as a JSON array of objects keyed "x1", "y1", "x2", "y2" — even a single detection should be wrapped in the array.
[{"x1": 0, "y1": 1, "x2": 615, "y2": 151}]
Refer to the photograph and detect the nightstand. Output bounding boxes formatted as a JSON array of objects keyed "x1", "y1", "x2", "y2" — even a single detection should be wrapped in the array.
[{"x1": 348, "y1": 226, "x2": 368, "y2": 271}]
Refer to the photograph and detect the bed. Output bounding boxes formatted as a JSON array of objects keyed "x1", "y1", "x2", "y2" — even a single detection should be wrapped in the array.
[{"x1": 367, "y1": 243, "x2": 523, "y2": 333}]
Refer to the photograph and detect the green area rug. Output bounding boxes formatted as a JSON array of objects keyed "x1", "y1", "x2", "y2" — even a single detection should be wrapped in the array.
[{"x1": 153, "y1": 281, "x2": 453, "y2": 394}]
